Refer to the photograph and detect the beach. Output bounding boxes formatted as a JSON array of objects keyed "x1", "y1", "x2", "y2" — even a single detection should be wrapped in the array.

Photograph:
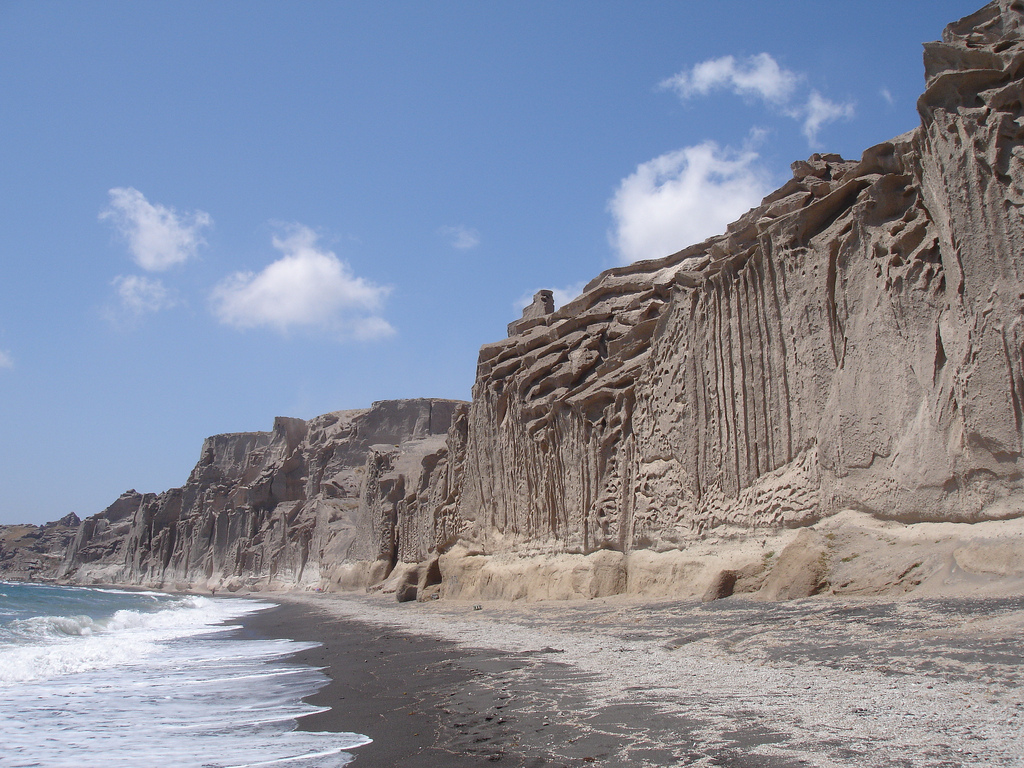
[
  {"x1": 242, "y1": 592, "x2": 1024, "y2": 767},
  {"x1": 242, "y1": 600, "x2": 531, "y2": 766}
]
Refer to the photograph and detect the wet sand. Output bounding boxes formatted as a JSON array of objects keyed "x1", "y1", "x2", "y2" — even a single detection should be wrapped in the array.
[
  {"x1": 242, "y1": 593, "x2": 1024, "y2": 767},
  {"x1": 241, "y1": 600, "x2": 577, "y2": 766}
]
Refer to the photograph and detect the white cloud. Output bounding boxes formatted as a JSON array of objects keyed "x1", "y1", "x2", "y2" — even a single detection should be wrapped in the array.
[
  {"x1": 608, "y1": 141, "x2": 772, "y2": 264},
  {"x1": 880, "y1": 87, "x2": 895, "y2": 106},
  {"x1": 551, "y1": 282, "x2": 586, "y2": 309},
  {"x1": 113, "y1": 275, "x2": 175, "y2": 314},
  {"x1": 661, "y1": 53, "x2": 799, "y2": 104},
  {"x1": 100, "y1": 187, "x2": 211, "y2": 271},
  {"x1": 0, "y1": 350, "x2": 12, "y2": 369},
  {"x1": 350, "y1": 316, "x2": 396, "y2": 341},
  {"x1": 795, "y1": 91, "x2": 855, "y2": 146},
  {"x1": 439, "y1": 225, "x2": 480, "y2": 250},
  {"x1": 661, "y1": 53, "x2": 854, "y2": 148},
  {"x1": 211, "y1": 225, "x2": 394, "y2": 339}
]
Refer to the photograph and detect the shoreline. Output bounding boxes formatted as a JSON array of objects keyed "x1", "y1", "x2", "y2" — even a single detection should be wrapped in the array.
[
  {"x1": 18, "y1": 581, "x2": 1021, "y2": 764},
  {"x1": 238, "y1": 591, "x2": 1024, "y2": 767},
  {"x1": 239, "y1": 597, "x2": 574, "y2": 766}
]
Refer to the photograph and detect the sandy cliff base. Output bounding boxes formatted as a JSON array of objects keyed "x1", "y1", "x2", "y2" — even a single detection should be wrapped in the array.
[
  {"x1": 258, "y1": 590, "x2": 1024, "y2": 767},
  {"x1": 420, "y1": 511, "x2": 1024, "y2": 605},
  {"x1": 71, "y1": 509, "x2": 1024, "y2": 604}
]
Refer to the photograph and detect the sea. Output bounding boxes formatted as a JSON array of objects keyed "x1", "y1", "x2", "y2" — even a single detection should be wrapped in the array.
[{"x1": 0, "y1": 582, "x2": 370, "y2": 768}]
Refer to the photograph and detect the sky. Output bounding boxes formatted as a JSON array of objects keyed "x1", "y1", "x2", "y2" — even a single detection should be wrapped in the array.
[{"x1": 0, "y1": 0, "x2": 976, "y2": 525}]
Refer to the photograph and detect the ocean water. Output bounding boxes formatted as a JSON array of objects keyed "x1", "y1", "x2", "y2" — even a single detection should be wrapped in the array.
[{"x1": 0, "y1": 582, "x2": 370, "y2": 768}]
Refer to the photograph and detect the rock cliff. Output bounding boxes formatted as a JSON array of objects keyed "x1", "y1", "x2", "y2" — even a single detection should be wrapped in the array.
[
  {"x1": 0, "y1": 513, "x2": 81, "y2": 581},
  {"x1": 9, "y1": 1, "x2": 1024, "y2": 601},
  {"x1": 442, "y1": 0, "x2": 1024, "y2": 599},
  {"x1": 57, "y1": 399, "x2": 466, "y2": 594}
]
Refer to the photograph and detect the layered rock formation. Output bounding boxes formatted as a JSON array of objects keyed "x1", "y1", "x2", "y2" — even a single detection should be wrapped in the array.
[
  {"x1": 445, "y1": 0, "x2": 1024, "y2": 598},
  {"x1": 0, "y1": 513, "x2": 81, "y2": 581},
  {"x1": 7, "y1": 1, "x2": 1024, "y2": 601},
  {"x1": 56, "y1": 399, "x2": 466, "y2": 593}
]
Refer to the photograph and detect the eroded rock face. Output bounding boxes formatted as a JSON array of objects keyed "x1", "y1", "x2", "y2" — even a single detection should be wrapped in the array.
[
  {"x1": 0, "y1": 513, "x2": 81, "y2": 581},
  {"x1": 57, "y1": 399, "x2": 466, "y2": 591},
  {"x1": 508, "y1": 290, "x2": 556, "y2": 336},
  {"x1": 457, "y1": 1, "x2": 1024, "y2": 566}
]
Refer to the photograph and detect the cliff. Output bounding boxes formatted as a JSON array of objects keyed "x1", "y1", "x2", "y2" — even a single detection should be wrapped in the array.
[
  {"x1": 55, "y1": 399, "x2": 466, "y2": 594},
  {"x1": 10, "y1": 1, "x2": 1024, "y2": 601},
  {"x1": 439, "y1": 0, "x2": 1024, "y2": 599},
  {"x1": 0, "y1": 513, "x2": 81, "y2": 581}
]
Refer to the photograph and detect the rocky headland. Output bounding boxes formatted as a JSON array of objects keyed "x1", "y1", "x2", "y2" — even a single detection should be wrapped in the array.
[
  {"x1": 8, "y1": 1, "x2": 1024, "y2": 606},
  {"x1": 0, "y1": 512, "x2": 80, "y2": 581}
]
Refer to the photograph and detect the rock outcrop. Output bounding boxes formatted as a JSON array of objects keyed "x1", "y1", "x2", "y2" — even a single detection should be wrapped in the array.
[
  {"x1": 56, "y1": 399, "x2": 466, "y2": 594},
  {"x1": 0, "y1": 513, "x2": 81, "y2": 581},
  {"x1": 508, "y1": 290, "x2": 556, "y2": 336},
  {"x1": 6, "y1": 2, "x2": 1024, "y2": 602}
]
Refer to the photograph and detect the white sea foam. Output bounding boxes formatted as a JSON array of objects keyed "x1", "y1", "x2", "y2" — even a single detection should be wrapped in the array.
[
  {"x1": 0, "y1": 595, "x2": 247, "y2": 685},
  {"x1": 76, "y1": 586, "x2": 167, "y2": 597},
  {"x1": 0, "y1": 587, "x2": 370, "y2": 768}
]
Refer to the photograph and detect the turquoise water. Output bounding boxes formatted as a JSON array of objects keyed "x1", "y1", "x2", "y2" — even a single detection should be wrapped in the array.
[{"x1": 0, "y1": 582, "x2": 369, "y2": 767}]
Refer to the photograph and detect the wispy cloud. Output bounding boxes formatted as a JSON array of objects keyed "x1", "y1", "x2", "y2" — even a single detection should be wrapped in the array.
[
  {"x1": 794, "y1": 91, "x2": 855, "y2": 146},
  {"x1": 100, "y1": 187, "x2": 212, "y2": 271},
  {"x1": 551, "y1": 282, "x2": 586, "y2": 309},
  {"x1": 880, "y1": 87, "x2": 895, "y2": 106},
  {"x1": 438, "y1": 225, "x2": 480, "y2": 250},
  {"x1": 113, "y1": 275, "x2": 176, "y2": 315},
  {"x1": 608, "y1": 140, "x2": 772, "y2": 264},
  {"x1": 615, "y1": 54, "x2": 852, "y2": 264},
  {"x1": 0, "y1": 349, "x2": 13, "y2": 369},
  {"x1": 661, "y1": 53, "x2": 854, "y2": 148},
  {"x1": 211, "y1": 225, "x2": 394, "y2": 339},
  {"x1": 660, "y1": 53, "x2": 798, "y2": 104}
]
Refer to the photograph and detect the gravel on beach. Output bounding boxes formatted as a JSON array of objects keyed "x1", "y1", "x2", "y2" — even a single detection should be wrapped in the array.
[{"x1": 243, "y1": 592, "x2": 1024, "y2": 767}]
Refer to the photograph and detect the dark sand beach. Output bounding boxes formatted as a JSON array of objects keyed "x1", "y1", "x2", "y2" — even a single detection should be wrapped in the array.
[
  {"x1": 239, "y1": 592, "x2": 1024, "y2": 767},
  {"x1": 243, "y1": 599, "x2": 645, "y2": 767},
  {"x1": 242, "y1": 600, "x2": 544, "y2": 766}
]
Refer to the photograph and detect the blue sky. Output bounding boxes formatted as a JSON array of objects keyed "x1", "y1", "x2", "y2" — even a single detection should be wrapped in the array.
[{"x1": 0, "y1": 1, "x2": 974, "y2": 524}]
